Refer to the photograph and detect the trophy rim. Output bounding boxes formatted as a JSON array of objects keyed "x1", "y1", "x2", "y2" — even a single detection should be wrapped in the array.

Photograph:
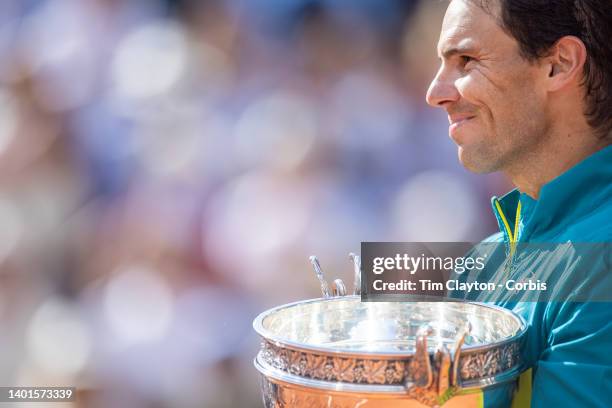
[{"x1": 252, "y1": 296, "x2": 527, "y2": 358}]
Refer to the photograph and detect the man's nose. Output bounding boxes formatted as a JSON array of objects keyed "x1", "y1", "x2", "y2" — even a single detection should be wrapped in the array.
[{"x1": 426, "y1": 68, "x2": 460, "y2": 108}]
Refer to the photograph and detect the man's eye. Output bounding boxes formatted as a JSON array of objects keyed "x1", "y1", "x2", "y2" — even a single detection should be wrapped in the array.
[{"x1": 460, "y1": 55, "x2": 475, "y2": 65}]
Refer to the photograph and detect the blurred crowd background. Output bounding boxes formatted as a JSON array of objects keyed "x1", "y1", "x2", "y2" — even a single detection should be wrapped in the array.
[{"x1": 0, "y1": 0, "x2": 512, "y2": 407}]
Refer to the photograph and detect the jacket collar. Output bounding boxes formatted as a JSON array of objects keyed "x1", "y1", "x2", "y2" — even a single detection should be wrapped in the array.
[{"x1": 491, "y1": 145, "x2": 612, "y2": 242}]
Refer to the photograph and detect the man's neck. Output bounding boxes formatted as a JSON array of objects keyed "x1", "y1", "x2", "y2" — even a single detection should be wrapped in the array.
[{"x1": 504, "y1": 128, "x2": 606, "y2": 199}]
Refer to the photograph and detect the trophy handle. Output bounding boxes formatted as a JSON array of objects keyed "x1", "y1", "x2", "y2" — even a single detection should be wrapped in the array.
[
  {"x1": 331, "y1": 279, "x2": 347, "y2": 297},
  {"x1": 309, "y1": 255, "x2": 355, "y2": 298},
  {"x1": 309, "y1": 256, "x2": 331, "y2": 298},
  {"x1": 405, "y1": 322, "x2": 473, "y2": 407},
  {"x1": 349, "y1": 253, "x2": 361, "y2": 295}
]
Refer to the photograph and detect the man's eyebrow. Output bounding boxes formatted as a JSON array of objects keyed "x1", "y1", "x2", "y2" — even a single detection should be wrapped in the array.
[{"x1": 439, "y1": 45, "x2": 478, "y2": 60}]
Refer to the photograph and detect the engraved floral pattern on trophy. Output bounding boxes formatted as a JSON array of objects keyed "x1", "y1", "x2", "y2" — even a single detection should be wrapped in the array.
[
  {"x1": 259, "y1": 337, "x2": 521, "y2": 387},
  {"x1": 362, "y1": 360, "x2": 388, "y2": 384},
  {"x1": 386, "y1": 361, "x2": 406, "y2": 383},
  {"x1": 460, "y1": 342, "x2": 519, "y2": 380},
  {"x1": 261, "y1": 340, "x2": 412, "y2": 384},
  {"x1": 333, "y1": 356, "x2": 356, "y2": 382}
]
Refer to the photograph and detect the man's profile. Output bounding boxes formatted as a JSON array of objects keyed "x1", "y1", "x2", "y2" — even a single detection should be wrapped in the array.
[{"x1": 426, "y1": 0, "x2": 612, "y2": 407}]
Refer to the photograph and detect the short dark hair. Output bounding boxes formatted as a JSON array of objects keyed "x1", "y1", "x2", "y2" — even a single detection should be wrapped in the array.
[{"x1": 471, "y1": 0, "x2": 612, "y2": 139}]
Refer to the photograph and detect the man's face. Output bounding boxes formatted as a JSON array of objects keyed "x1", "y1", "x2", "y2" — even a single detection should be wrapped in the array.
[{"x1": 426, "y1": 0, "x2": 549, "y2": 173}]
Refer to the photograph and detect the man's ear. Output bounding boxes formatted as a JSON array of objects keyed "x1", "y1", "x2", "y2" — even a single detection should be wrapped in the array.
[{"x1": 546, "y1": 36, "x2": 587, "y2": 92}]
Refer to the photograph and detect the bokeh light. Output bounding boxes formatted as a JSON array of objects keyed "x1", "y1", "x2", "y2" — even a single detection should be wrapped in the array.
[
  {"x1": 103, "y1": 265, "x2": 174, "y2": 346},
  {"x1": 27, "y1": 297, "x2": 92, "y2": 377}
]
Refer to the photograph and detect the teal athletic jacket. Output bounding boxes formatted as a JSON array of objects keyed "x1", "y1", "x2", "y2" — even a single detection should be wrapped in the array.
[{"x1": 479, "y1": 145, "x2": 612, "y2": 408}]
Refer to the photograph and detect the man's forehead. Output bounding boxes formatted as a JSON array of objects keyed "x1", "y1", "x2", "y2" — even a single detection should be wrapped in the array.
[{"x1": 437, "y1": 0, "x2": 501, "y2": 57}]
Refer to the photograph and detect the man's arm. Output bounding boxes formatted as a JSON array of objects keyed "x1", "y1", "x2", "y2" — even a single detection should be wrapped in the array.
[{"x1": 531, "y1": 300, "x2": 612, "y2": 406}]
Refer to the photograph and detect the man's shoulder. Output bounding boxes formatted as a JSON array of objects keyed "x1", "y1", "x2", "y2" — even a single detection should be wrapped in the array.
[{"x1": 557, "y1": 203, "x2": 612, "y2": 241}]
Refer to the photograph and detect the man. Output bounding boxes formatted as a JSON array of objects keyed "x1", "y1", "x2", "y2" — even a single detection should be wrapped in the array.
[{"x1": 426, "y1": 0, "x2": 612, "y2": 407}]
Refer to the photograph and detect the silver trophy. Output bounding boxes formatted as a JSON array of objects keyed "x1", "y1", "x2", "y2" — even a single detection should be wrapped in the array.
[{"x1": 253, "y1": 255, "x2": 527, "y2": 407}]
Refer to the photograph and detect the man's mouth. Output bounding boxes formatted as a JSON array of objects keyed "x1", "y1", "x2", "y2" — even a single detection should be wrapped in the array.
[{"x1": 448, "y1": 114, "x2": 476, "y2": 137}]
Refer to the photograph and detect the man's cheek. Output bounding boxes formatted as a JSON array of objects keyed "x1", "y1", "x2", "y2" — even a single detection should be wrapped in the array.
[
  {"x1": 454, "y1": 76, "x2": 472, "y2": 97},
  {"x1": 455, "y1": 75, "x2": 487, "y2": 106}
]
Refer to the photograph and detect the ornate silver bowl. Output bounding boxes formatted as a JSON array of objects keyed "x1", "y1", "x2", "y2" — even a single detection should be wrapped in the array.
[{"x1": 253, "y1": 296, "x2": 527, "y2": 407}]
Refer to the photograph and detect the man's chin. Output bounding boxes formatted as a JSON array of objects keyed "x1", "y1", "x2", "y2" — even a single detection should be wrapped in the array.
[{"x1": 457, "y1": 146, "x2": 498, "y2": 174}]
